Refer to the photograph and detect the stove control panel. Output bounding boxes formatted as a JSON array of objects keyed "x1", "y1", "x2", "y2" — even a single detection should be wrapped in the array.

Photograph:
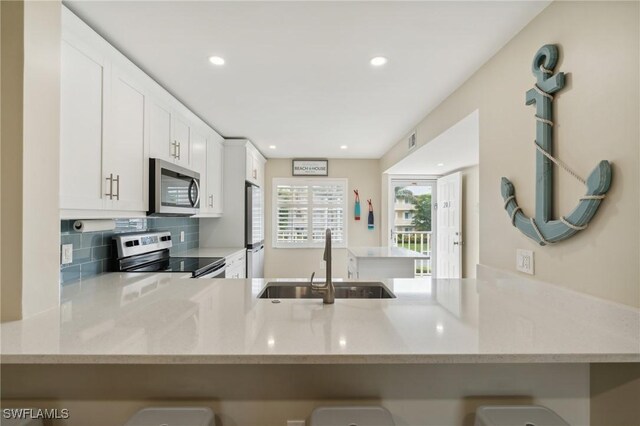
[{"x1": 113, "y1": 231, "x2": 173, "y2": 259}]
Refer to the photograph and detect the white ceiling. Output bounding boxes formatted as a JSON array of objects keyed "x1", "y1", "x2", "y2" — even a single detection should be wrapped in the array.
[
  {"x1": 386, "y1": 109, "x2": 479, "y2": 175},
  {"x1": 65, "y1": 1, "x2": 548, "y2": 159}
]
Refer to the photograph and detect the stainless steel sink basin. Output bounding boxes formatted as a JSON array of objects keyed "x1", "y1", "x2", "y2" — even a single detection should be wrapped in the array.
[{"x1": 258, "y1": 281, "x2": 396, "y2": 299}]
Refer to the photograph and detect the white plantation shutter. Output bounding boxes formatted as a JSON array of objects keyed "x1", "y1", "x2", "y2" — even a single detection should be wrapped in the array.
[{"x1": 273, "y1": 178, "x2": 347, "y2": 248}]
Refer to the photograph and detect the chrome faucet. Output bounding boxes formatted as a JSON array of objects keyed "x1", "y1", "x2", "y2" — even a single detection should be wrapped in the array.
[{"x1": 310, "y1": 228, "x2": 335, "y2": 304}]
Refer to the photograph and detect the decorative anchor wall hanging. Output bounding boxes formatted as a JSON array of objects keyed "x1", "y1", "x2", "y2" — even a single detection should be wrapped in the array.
[{"x1": 501, "y1": 44, "x2": 612, "y2": 246}]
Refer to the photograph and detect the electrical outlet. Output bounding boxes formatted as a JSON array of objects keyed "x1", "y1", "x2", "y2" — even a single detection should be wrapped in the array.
[
  {"x1": 180, "y1": 231, "x2": 185, "y2": 243},
  {"x1": 516, "y1": 249, "x2": 534, "y2": 275},
  {"x1": 286, "y1": 421, "x2": 305, "y2": 426},
  {"x1": 61, "y1": 244, "x2": 73, "y2": 265}
]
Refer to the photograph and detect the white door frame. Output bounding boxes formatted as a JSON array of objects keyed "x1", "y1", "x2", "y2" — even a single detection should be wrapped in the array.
[{"x1": 387, "y1": 174, "x2": 438, "y2": 277}]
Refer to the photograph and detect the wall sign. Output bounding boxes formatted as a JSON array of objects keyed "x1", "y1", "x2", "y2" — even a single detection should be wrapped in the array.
[
  {"x1": 501, "y1": 44, "x2": 612, "y2": 246},
  {"x1": 292, "y1": 159, "x2": 328, "y2": 176}
]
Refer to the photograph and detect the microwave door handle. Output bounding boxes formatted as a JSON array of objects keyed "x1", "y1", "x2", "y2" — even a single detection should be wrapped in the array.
[{"x1": 191, "y1": 178, "x2": 201, "y2": 208}]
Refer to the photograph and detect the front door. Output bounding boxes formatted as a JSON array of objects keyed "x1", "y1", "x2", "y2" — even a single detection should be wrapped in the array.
[
  {"x1": 389, "y1": 179, "x2": 435, "y2": 276},
  {"x1": 436, "y1": 172, "x2": 462, "y2": 278}
]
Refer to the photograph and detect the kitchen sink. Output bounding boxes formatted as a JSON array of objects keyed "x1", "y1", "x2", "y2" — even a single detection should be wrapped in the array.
[{"x1": 258, "y1": 281, "x2": 396, "y2": 299}]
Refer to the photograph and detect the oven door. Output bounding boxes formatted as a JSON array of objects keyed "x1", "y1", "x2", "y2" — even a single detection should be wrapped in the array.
[{"x1": 149, "y1": 158, "x2": 200, "y2": 216}]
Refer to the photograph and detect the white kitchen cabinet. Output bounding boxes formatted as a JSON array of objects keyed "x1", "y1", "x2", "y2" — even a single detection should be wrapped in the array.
[
  {"x1": 102, "y1": 67, "x2": 147, "y2": 212},
  {"x1": 205, "y1": 134, "x2": 224, "y2": 216},
  {"x1": 245, "y1": 145, "x2": 265, "y2": 187},
  {"x1": 148, "y1": 97, "x2": 173, "y2": 163},
  {"x1": 226, "y1": 250, "x2": 246, "y2": 279},
  {"x1": 172, "y1": 114, "x2": 191, "y2": 168},
  {"x1": 59, "y1": 38, "x2": 107, "y2": 211},
  {"x1": 61, "y1": 6, "x2": 222, "y2": 218}
]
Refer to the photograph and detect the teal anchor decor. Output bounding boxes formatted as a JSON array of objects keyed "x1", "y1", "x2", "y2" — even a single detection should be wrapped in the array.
[{"x1": 501, "y1": 44, "x2": 612, "y2": 246}]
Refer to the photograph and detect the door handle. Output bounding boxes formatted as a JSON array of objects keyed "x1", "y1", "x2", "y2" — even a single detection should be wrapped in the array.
[
  {"x1": 113, "y1": 174, "x2": 120, "y2": 200},
  {"x1": 105, "y1": 173, "x2": 114, "y2": 200}
]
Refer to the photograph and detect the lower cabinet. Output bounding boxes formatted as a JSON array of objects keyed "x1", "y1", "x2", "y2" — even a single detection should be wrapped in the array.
[{"x1": 226, "y1": 250, "x2": 246, "y2": 279}]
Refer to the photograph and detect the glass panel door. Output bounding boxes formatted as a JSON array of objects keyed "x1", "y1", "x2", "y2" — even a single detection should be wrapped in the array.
[{"x1": 390, "y1": 179, "x2": 436, "y2": 277}]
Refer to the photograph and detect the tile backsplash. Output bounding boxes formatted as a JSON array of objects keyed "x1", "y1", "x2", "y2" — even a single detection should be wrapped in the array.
[{"x1": 60, "y1": 217, "x2": 200, "y2": 285}]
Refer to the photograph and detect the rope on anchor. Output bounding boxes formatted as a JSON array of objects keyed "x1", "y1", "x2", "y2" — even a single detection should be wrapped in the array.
[
  {"x1": 530, "y1": 217, "x2": 553, "y2": 245},
  {"x1": 560, "y1": 216, "x2": 588, "y2": 231},
  {"x1": 540, "y1": 64, "x2": 553, "y2": 74}
]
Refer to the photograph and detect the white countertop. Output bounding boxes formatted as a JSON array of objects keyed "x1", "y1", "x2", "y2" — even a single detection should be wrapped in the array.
[
  {"x1": 183, "y1": 247, "x2": 245, "y2": 258},
  {"x1": 1, "y1": 269, "x2": 638, "y2": 365},
  {"x1": 348, "y1": 246, "x2": 428, "y2": 259}
]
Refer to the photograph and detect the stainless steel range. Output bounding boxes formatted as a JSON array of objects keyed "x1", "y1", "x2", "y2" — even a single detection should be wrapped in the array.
[{"x1": 112, "y1": 231, "x2": 225, "y2": 278}]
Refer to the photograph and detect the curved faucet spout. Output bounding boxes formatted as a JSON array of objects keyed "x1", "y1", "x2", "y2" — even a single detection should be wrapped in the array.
[{"x1": 313, "y1": 228, "x2": 335, "y2": 304}]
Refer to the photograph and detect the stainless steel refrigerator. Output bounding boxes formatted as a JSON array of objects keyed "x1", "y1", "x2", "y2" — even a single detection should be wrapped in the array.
[{"x1": 246, "y1": 183, "x2": 264, "y2": 278}]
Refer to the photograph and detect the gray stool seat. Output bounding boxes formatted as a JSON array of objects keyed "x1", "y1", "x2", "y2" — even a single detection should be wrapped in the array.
[
  {"x1": 124, "y1": 407, "x2": 214, "y2": 426},
  {"x1": 475, "y1": 405, "x2": 569, "y2": 426},
  {"x1": 310, "y1": 406, "x2": 395, "y2": 426}
]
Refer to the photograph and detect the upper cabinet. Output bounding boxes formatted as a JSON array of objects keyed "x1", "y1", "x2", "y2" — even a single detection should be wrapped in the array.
[
  {"x1": 102, "y1": 66, "x2": 147, "y2": 212},
  {"x1": 60, "y1": 7, "x2": 224, "y2": 218},
  {"x1": 172, "y1": 114, "x2": 191, "y2": 168},
  {"x1": 245, "y1": 144, "x2": 266, "y2": 187},
  {"x1": 203, "y1": 133, "x2": 225, "y2": 216},
  {"x1": 59, "y1": 37, "x2": 106, "y2": 211}
]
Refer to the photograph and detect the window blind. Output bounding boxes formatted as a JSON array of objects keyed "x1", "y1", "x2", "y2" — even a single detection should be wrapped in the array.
[{"x1": 273, "y1": 178, "x2": 347, "y2": 248}]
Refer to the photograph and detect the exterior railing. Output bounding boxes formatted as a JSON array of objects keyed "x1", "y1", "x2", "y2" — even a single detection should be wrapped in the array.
[{"x1": 391, "y1": 231, "x2": 432, "y2": 276}]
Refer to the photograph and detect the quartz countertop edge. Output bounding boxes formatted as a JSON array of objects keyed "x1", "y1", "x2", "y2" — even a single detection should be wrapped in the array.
[
  {"x1": 2, "y1": 353, "x2": 638, "y2": 365},
  {"x1": 2, "y1": 273, "x2": 638, "y2": 365},
  {"x1": 182, "y1": 247, "x2": 246, "y2": 258},
  {"x1": 347, "y1": 246, "x2": 428, "y2": 259}
]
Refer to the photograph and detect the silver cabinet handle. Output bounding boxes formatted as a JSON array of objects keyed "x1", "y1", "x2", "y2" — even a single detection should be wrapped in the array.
[
  {"x1": 171, "y1": 141, "x2": 178, "y2": 158},
  {"x1": 105, "y1": 173, "x2": 114, "y2": 199},
  {"x1": 177, "y1": 142, "x2": 181, "y2": 160},
  {"x1": 114, "y1": 174, "x2": 120, "y2": 200},
  {"x1": 209, "y1": 194, "x2": 213, "y2": 207}
]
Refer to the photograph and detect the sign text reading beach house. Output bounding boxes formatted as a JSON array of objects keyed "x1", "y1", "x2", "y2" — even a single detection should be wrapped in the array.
[{"x1": 292, "y1": 159, "x2": 328, "y2": 176}]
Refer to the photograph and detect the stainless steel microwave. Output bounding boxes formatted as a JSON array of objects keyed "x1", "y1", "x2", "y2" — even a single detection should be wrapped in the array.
[{"x1": 148, "y1": 158, "x2": 200, "y2": 216}]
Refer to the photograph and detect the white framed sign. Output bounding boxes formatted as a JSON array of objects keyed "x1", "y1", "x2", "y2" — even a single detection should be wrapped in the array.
[{"x1": 292, "y1": 159, "x2": 328, "y2": 176}]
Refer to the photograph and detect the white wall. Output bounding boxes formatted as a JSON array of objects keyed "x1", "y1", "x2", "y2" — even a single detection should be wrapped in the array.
[
  {"x1": 265, "y1": 159, "x2": 381, "y2": 278},
  {"x1": 1, "y1": 0, "x2": 61, "y2": 321},
  {"x1": 381, "y1": 1, "x2": 640, "y2": 307}
]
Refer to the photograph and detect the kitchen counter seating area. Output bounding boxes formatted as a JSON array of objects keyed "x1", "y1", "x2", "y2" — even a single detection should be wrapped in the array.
[{"x1": 2, "y1": 266, "x2": 638, "y2": 365}]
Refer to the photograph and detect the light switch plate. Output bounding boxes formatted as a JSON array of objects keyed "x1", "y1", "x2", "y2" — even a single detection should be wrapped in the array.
[
  {"x1": 516, "y1": 249, "x2": 534, "y2": 275},
  {"x1": 61, "y1": 244, "x2": 73, "y2": 265}
]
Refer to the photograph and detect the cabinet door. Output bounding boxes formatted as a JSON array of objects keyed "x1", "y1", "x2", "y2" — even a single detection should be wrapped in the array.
[
  {"x1": 173, "y1": 115, "x2": 191, "y2": 168},
  {"x1": 245, "y1": 149, "x2": 256, "y2": 184},
  {"x1": 103, "y1": 67, "x2": 147, "y2": 212},
  {"x1": 148, "y1": 97, "x2": 174, "y2": 163},
  {"x1": 60, "y1": 39, "x2": 106, "y2": 210},
  {"x1": 206, "y1": 135, "x2": 224, "y2": 215}
]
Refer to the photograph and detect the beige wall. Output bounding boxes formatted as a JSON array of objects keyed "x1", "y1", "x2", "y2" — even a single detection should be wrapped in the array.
[
  {"x1": 265, "y1": 159, "x2": 381, "y2": 278},
  {"x1": 1, "y1": 363, "x2": 589, "y2": 425},
  {"x1": 590, "y1": 363, "x2": 640, "y2": 425},
  {"x1": 381, "y1": 1, "x2": 640, "y2": 307},
  {"x1": 1, "y1": 1, "x2": 25, "y2": 321},
  {"x1": 461, "y1": 166, "x2": 479, "y2": 279},
  {"x1": 1, "y1": 0, "x2": 61, "y2": 321}
]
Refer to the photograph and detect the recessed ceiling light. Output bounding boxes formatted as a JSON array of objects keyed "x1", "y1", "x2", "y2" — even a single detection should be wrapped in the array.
[
  {"x1": 340, "y1": 145, "x2": 348, "y2": 150},
  {"x1": 437, "y1": 163, "x2": 444, "y2": 167},
  {"x1": 208, "y1": 56, "x2": 225, "y2": 66},
  {"x1": 269, "y1": 145, "x2": 276, "y2": 149},
  {"x1": 370, "y1": 56, "x2": 388, "y2": 67}
]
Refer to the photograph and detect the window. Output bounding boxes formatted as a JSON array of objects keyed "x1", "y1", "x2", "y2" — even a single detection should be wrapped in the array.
[
  {"x1": 404, "y1": 211, "x2": 411, "y2": 219},
  {"x1": 273, "y1": 178, "x2": 347, "y2": 248}
]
